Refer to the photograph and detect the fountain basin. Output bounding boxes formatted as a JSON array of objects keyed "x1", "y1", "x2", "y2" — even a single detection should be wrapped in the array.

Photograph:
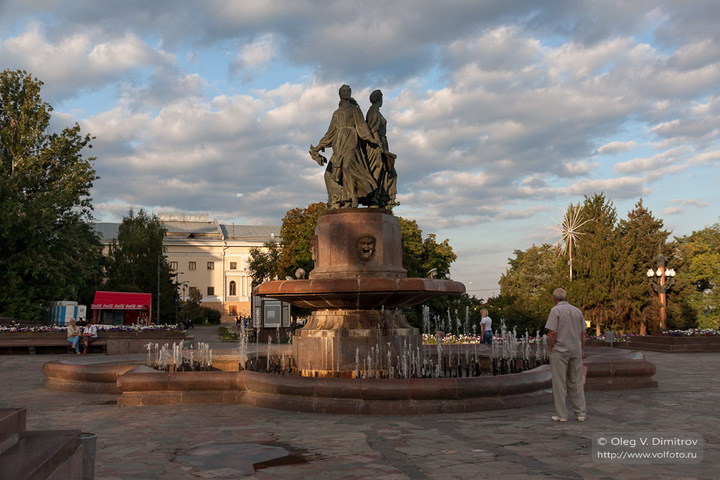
[
  {"x1": 43, "y1": 347, "x2": 657, "y2": 414},
  {"x1": 254, "y1": 277, "x2": 465, "y2": 310},
  {"x1": 116, "y1": 366, "x2": 553, "y2": 413}
]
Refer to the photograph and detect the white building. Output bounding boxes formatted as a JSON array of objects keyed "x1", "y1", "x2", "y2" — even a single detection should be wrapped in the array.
[{"x1": 94, "y1": 213, "x2": 280, "y2": 321}]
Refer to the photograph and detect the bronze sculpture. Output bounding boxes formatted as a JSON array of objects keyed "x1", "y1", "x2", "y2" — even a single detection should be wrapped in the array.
[
  {"x1": 310, "y1": 85, "x2": 397, "y2": 209},
  {"x1": 365, "y1": 89, "x2": 397, "y2": 207}
]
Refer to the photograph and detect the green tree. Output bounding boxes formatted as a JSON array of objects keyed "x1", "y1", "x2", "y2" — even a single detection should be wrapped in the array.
[
  {"x1": 485, "y1": 293, "x2": 549, "y2": 336},
  {"x1": 673, "y1": 220, "x2": 720, "y2": 329},
  {"x1": 180, "y1": 288, "x2": 204, "y2": 321},
  {"x1": 498, "y1": 243, "x2": 565, "y2": 332},
  {"x1": 179, "y1": 288, "x2": 222, "y2": 325},
  {"x1": 278, "y1": 202, "x2": 327, "y2": 277},
  {"x1": 248, "y1": 240, "x2": 282, "y2": 287},
  {"x1": 398, "y1": 218, "x2": 456, "y2": 279},
  {"x1": 397, "y1": 218, "x2": 458, "y2": 327},
  {"x1": 103, "y1": 209, "x2": 178, "y2": 323},
  {"x1": 614, "y1": 199, "x2": 671, "y2": 333},
  {"x1": 248, "y1": 203, "x2": 326, "y2": 287},
  {"x1": 568, "y1": 193, "x2": 619, "y2": 335},
  {"x1": 0, "y1": 70, "x2": 102, "y2": 320}
]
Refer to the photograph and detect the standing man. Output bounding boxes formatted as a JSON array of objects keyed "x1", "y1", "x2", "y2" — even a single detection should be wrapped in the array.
[{"x1": 545, "y1": 288, "x2": 586, "y2": 422}]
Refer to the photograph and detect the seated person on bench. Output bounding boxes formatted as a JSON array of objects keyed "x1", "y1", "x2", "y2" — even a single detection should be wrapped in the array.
[
  {"x1": 82, "y1": 322, "x2": 98, "y2": 354},
  {"x1": 67, "y1": 318, "x2": 81, "y2": 354}
]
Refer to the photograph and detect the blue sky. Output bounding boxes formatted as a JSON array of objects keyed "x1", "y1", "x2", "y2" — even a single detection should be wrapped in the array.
[{"x1": 2, "y1": 1, "x2": 719, "y2": 297}]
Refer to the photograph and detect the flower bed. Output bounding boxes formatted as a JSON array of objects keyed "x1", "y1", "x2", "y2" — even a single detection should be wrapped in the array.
[
  {"x1": 0, "y1": 324, "x2": 189, "y2": 355},
  {"x1": 0, "y1": 324, "x2": 183, "y2": 333},
  {"x1": 586, "y1": 328, "x2": 720, "y2": 352},
  {"x1": 658, "y1": 328, "x2": 719, "y2": 337}
]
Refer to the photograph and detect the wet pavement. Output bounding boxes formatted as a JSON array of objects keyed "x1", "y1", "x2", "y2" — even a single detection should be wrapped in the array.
[{"x1": 1, "y1": 325, "x2": 718, "y2": 479}]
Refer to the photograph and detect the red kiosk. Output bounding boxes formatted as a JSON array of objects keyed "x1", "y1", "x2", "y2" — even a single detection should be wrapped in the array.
[{"x1": 91, "y1": 291, "x2": 152, "y2": 325}]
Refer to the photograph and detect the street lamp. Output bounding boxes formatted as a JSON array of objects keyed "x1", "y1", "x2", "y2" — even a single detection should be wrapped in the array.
[{"x1": 646, "y1": 249, "x2": 676, "y2": 331}]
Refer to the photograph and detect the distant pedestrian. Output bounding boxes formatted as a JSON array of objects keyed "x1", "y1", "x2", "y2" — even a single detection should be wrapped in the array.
[
  {"x1": 480, "y1": 309, "x2": 493, "y2": 345},
  {"x1": 545, "y1": 288, "x2": 586, "y2": 422},
  {"x1": 66, "y1": 318, "x2": 81, "y2": 354}
]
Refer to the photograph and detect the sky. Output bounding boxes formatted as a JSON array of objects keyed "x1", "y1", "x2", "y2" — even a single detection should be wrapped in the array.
[{"x1": 2, "y1": 1, "x2": 719, "y2": 298}]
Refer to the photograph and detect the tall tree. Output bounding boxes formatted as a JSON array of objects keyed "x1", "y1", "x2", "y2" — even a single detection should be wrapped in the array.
[
  {"x1": 0, "y1": 70, "x2": 102, "y2": 320},
  {"x1": 614, "y1": 199, "x2": 671, "y2": 333},
  {"x1": 567, "y1": 193, "x2": 618, "y2": 335},
  {"x1": 103, "y1": 209, "x2": 177, "y2": 323}
]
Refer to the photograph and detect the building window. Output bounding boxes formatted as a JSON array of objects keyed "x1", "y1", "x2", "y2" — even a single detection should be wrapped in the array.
[
  {"x1": 229, "y1": 306, "x2": 237, "y2": 316},
  {"x1": 207, "y1": 286, "x2": 215, "y2": 296},
  {"x1": 207, "y1": 262, "x2": 214, "y2": 270},
  {"x1": 189, "y1": 261, "x2": 196, "y2": 271},
  {"x1": 230, "y1": 262, "x2": 237, "y2": 270},
  {"x1": 189, "y1": 286, "x2": 198, "y2": 297},
  {"x1": 229, "y1": 281, "x2": 237, "y2": 296},
  {"x1": 170, "y1": 261, "x2": 178, "y2": 271}
]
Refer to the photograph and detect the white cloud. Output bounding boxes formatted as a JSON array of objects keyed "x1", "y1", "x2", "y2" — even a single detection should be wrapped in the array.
[
  {"x1": 662, "y1": 207, "x2": 684, "y2": 215},
  {"x1": 671, "y1": 199, "x2": 710, "y2": 208},
  {"x1": 3, "y1": 0, "x2": 720, "y2": 293},
  {"x1": 596, "y1": 141, "x2": 638, "y2": 155},
  {"x1": 689, "y1": 150, "x2": 720, "y2": 165},
  {"x1": 614, "y1": 148, "x2": 687, "y2": 174},
  {"x1": 231, "y1": 33, "x2": 280, "y2": 76}
]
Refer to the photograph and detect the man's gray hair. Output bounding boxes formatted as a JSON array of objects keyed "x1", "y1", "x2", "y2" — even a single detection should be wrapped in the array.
[{"x1": 553, "y1": 288, "x2": 568, "y2": 302}]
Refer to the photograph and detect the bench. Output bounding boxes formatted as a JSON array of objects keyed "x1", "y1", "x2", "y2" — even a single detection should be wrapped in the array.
[
  {"x1": 0, "y1": 337, "x2": 108, "y2": 355},
  {"x1": 1, "y1": 331, "x2": 191, "y2": 355}
]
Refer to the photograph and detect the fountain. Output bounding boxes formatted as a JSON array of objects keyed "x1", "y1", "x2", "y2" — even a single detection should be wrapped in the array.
[
  {"x1": 42, "y1": 84, "x2": 659, "y2": 413},
  {"x1": 254, "y1": 207, "x2": 465, "y2": 378}
]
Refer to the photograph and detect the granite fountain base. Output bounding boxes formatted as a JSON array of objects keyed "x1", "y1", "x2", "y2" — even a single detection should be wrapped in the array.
[{"x1": 43, "y1": 347, "x2": 657, "y2": 414}]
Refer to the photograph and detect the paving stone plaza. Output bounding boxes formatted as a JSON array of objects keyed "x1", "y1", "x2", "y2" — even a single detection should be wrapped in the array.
[{"x1": 1, "y1": 326, "x2": 718, "y2": 479}]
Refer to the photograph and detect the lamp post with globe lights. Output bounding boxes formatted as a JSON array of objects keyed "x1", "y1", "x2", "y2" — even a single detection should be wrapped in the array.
[{"x1": 646, "y1": 249, "x2": 676, "y2": 331}]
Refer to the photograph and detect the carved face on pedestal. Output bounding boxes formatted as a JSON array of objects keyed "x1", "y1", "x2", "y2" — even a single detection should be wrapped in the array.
[{"x1": 356, "y1": 234, "x2": 376, "y2": 261}]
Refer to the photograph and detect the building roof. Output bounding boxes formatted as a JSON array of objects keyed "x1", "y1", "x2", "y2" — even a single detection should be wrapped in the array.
[
  {"x1": 163, "y1": 221, "x2": 222, "y2": 238},
  {"x1": 92, "y1": 219, "x2": 281, "y2": 243},
  {"x1": 221, "y1": 224, "x2": 280, "y2": 241}
]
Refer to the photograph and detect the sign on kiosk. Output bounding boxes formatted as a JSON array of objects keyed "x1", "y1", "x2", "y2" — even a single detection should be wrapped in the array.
[{"x1": 91, "y1": 291, "x2": 152, "y2": 325}]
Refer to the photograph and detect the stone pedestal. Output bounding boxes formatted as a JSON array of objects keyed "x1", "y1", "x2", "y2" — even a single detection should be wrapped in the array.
[{"x1": 311, "y1": 208, "x2": 406, "y2": 279}]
